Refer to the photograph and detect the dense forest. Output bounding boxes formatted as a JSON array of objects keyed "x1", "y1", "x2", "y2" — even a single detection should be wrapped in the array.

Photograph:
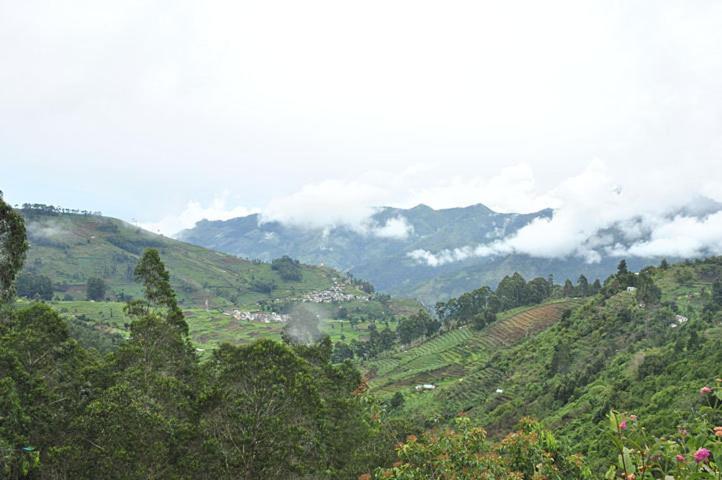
[{"x1": 1, "y1": 193, "x2": 720, "y2": 479}]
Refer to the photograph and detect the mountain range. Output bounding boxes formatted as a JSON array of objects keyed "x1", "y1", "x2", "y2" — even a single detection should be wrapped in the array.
[{"x1": 179, "y1": 203, "x2": 665, "y2": 302}]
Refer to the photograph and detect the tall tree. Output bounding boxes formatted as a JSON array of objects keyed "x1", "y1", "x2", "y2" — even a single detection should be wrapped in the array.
[
  {"x1": 0, "y1": 193, "x2": 28, "y2": 302},
  {"x1": 617, "y1": 259, "x2": 629, "y2": 275},
  {"x1": 128, "y1": 249, "x2": 187, "y2": 335},
  {"x1": 711, "y1": 280, "x2": 722, "y2": 309},
  {"x1": 199, "y1": 340, "x2": 321, "y2": 479},
  {"x1": 562, "y1": 279, "x2": 574, "y2": 297},
  {"x1": 577, "y1": 275, "x2": 589, "y2": 296},
  {"x1": 86, "y1": 277, "x2": 106, "y2": 301}
]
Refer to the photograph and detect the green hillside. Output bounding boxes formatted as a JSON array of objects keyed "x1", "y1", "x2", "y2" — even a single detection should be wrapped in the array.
[
  {"x1": 365, "y1": 300, "x2": 578, "y2": 415},
  {"x1": 362, "y1": 258, "x2": 722, "y2": 472},
  {"x1": 19, "y1": 207, "x2": 358, "y2": 308}
]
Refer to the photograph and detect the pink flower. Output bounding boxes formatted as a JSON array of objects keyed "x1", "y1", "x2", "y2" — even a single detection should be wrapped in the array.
[
  {"x1": 675, "y1": 454, "x2": 685, "y2": 462},
  {"x1": 694, "y1": 448, "x2": 711, "y2": 463},
  {"x1": 619, "y1": 420, "x2": 628, "y2": 431},
  {"x1": 629, "y1": 415, "x2": 638, "y2": 422},
  {"x1": 700, "y1": 386, "x2": 712, "y2": 395}
]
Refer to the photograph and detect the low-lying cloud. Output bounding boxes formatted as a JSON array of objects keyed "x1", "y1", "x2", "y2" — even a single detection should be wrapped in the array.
[
  {"x1": 144, "y1": 160, "x2": 722, "y2": 265},
  {"x1": 26, "y1": 219, "x2": 71, "y2": 241},
  {"x1": 408, "y1": 161, "x2": 722, "y2": 266},
  {"x1": 139, "y1": 193, "x2": 257, "y2": 235},
  {"x1": 371, "y1": 216, "x2": 414, "y2": 239}
]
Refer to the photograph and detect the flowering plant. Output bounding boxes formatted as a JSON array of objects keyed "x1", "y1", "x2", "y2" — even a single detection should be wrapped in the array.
[{"x1": 606, "y1": 379, "x2": 721, "y2": 479}]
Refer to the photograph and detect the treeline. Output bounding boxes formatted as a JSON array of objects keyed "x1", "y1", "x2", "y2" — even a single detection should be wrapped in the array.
[
  {"x1": 600, "y1": 258, "x2": 662, "y2": 305},
  {"x1": 15, "y1": 272, "x2": 110, "y2": 302},
  {"x1": 18, "y1": 203, "x2": 102, "y2": 216},
  {"x1": 15, "y1": 272, "x2": 53, "y2": 300},
  {"x1": 435, "y1": 272, "x2": 600, "y2": 328},
  {"x1": 332, "y1": 309, "x2": 441, "y2": 361}
]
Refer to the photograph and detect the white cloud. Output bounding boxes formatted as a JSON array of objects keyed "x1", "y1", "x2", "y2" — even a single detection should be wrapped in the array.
[
  {"x1": 260, "y1": 180, "x2": 385, "y2": 232},
  {"x1": 619, "y1": 212, "x2": 722, "y2": 258},
  {"x1": 409, "y1": 163, "x2": 557, "y2": 213},
  {"x1": 372, "y1": 216, "x2": 414, "y2": 239},
  {"x1": 408, "y1": 160, "x2": 722, "y2": 266},
  {"x1": 260, "y1": 180, "x2": 415, "y2": 239},
  {"x1": 139, "y1": 193, "x2": 256, "y2": 235}
]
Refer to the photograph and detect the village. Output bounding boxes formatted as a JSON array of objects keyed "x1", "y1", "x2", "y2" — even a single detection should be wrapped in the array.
[
  {"x1": 295, "y1": 281, "x2": 372, "y2": 304},
  {"x1": 221, "y1": 280, "x2": 371, "y2": 323}
]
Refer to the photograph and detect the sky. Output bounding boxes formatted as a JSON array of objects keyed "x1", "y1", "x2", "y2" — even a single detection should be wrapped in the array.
[{"x1": 2, "y1": 1, "x2": 722, "y2": 260}]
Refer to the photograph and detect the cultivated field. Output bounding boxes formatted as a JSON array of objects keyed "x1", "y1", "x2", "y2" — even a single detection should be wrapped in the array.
[{"x1": 365, "y1": 300, "x2": 580, "y2": 417}]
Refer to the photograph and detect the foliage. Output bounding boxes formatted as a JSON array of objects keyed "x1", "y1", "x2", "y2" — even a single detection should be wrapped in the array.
[
  {"x1": 606, "y1": 382, "x2": 721, "y2": 479},
  {"x1": 0, "y1": 193, "x2": 28, "y2": 301},
  {"x1": 15, "y1": 272, "x2": 53, "y2": 300},
  {"x1": 375, "y1": 416, "x2": 591, "y2": 479},
  {"x1": 86, "y1": 277, "x2": 107, "y2": 301},
  {"x1": 271, "y1": 255, "x2": 303, "y2": 281},
  {"x1": 435, "y1": 273, "x2": 590, "y2": 328},
  {"x1": 397, "y1": 310, "x2": 439, "y2": 344},
  {"x1": 128, "y1": 248, "x2": 187, "y2": 334}
]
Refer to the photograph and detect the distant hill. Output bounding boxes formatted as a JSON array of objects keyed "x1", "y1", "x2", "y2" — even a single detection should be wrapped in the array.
[
  {"x1": 179, "y1": 203, "x2": 656, "y2": 302},
  {"x1": 18, "y1": 207, "x2": 358, "y2": 308}
]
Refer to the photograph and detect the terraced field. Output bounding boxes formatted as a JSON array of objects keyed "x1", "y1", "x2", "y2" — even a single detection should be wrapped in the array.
[{"x1": 365, "y1": 300, "x2": 579, "y2": 416}]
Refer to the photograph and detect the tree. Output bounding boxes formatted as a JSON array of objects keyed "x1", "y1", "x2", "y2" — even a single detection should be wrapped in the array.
[
  {"x1": 331, "y1": 341, "x2": 354, "y2": 362},
  {"x1": 397, "y1": 316, "x2": 425, "y2": 344},
  {"x1": 576, "y1": 275, "x2": 589, "y2": 296},
  {"x1": 389, "y1": 392, "x2": 405, "y2": 409},
  {"x1": 712, "y1": 280, "x2": 722, "y2": 309},
  {"x1": 636, "y1": 273, "x2": 661, "y2": 305},
  {"x1": 472, "y1": 310, "x2": 496, "y2": 330},
  {"x1": 271, "y1": 255, "x2": 303, "y2": 281},
  {"x1": 591, "y1": 279, "x2": 602, "y2": 294},
  {"x1": 16, "y1": 273, "x2": 53, "y2": 300},
  {"x1": 70, "y1": 252, "x2": 199, "y2": 479},
  {"x1": 617, "y1": 259, "x2": 629, "y2": 275},
  {"x1": 527, "y1": 277, "x2": 552, "y2": 304},
  {"x1": 199, "y1": 340, "x2": 322, "y2": 479},
  {"x1": 129, "y1": 249, "x2": 187, "y2": 335},
  {"x1": 562, "y1": 279, "x2": 574, "y2": 297},
  {"x1": 0, "y1": 304, "x2": 92, "y2": 479},
  {"x1": 86, "y1": 277, "x2": 106, "y2": 300},
  {"x1": 0, "y1": 193, "x2": 28, "y2": 302},
  {"x1": 496, "y1": 273, "x2": 529, "y2": 310}
]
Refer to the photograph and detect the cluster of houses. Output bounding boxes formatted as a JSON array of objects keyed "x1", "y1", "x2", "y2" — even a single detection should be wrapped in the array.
[
  {"x1": 219, "y1": 281, "x2": 369, "y2": 324},
  {"x1": 297, "y1": 282, "x2": 371, "y2": 304}
]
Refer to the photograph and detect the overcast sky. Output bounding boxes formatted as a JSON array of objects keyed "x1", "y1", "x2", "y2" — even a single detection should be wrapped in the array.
[{"x1": 2, "y1": 1, "x2": 722, "y2": 245}]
